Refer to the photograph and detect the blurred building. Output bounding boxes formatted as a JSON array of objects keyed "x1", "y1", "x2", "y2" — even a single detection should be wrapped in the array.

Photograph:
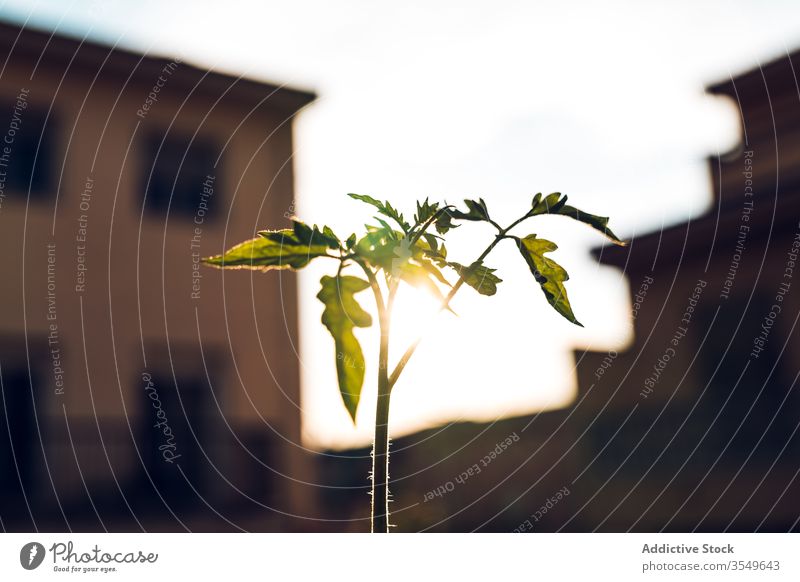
[
  {"x1": 324, "y1": 50, "x2": 800, "y2": 532},
  {"x1": 0, "y1": 21, "x2": 317, "y2": 531}
]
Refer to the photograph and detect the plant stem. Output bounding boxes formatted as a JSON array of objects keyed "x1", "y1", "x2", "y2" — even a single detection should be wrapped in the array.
[
  {"x1": 371, "y1": 281, "x2": 397, "y2": 533},
  {"x1": 362, "y1": 212, "x2": 527, "y2": 531},
  {"x1": 372, "y1": 322, "x2": 391, "y2": 533},
  {"x1": 357, "y1": 255, "x2": 396, "y2": 532}
]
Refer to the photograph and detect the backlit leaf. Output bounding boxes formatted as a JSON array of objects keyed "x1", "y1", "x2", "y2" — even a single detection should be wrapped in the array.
[
  {"x1": 448, "y1": 261, "x2": 502, "y2": 296},
  {"x1": 414, "y1": 198, "x2": 440, "y2": 224},
  {"x1": 557, "y1": 205, "x2": 625, "y2": 245},
  {"x1": 292, "y1": 220, "x2": 341, "y2": 249},
  {"x1": 517, "y1": 235, "x2": 582, "y2": 326},
  {"x1": 531, "y1": 192, "x2": 568, "y2": 215},
  {"x1": 354, "y1": 226, "x2": 401, "y2": 271},
  {"x1": 435, "y1": 211, "x2": 457, "y2": 234},
  {"x1": 449, "y1": 198, "x2": 490, "y2": 222},
  {"x1": 348, "y1": 193, "x2": 411, "y2": 233},
  {"x1": 317, "y1": 275, "x2": 373, "y2": 422},
  {"x1": 530, "y1": 193, "x2": 625, "y2": 245},
  {"x1": 203, "y1": 232, "x2": 330, "y2": 271}
]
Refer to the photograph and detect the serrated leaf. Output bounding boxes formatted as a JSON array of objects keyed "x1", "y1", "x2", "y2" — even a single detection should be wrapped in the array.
[
  {"x1": 354, "y1": 226, "x2": 401, "y2": 270},
  {"x1": 293, "y1": 220, "x2": 314, "y2": 244},
  {"x1": 517, "y1": 235, "x2": 582, "y2": 326},
  {"x1": 448, "y1": 261, "x2": 502, "y2": 296},
  {"x1": 435, "y1": 210, "x2": 457, "y2": 234},
  {"x1": 530, "y1": 192, "x2": 568, "y2": 215},
  {"x1": 203, "y1": 233, "x2": 330, "y2": 271},
  {"x1": 317, "y1": 275, "x2": 373, "y2": 422},
  {"x1": 557, "y1": 205, "x2": 625, "y2": 245},
  {"x1": 407, "y1": 238, "x2": 450, "y2": 286},
  {"x1": 422, "y1": 232, "x2": 439, "y2": 254},
  {"x1": 348, "y1": 193, "x2": 411, "y2": 233},
  {"x1": 415, "y1": 198, "x2": 440, "y2": 224},
  {"x1": 449, "y1": 198, "x2": 490, "y2": 222},
  {"x1": 531, "y1": 193, "x2": 625, "y2": 245},
  {"x1": 345, "y1": 233, "x2": 357, "y2": 249},
  {"x1": 258, "y1": 228, "x2": 300, "y2": 244},
  {"x1": 373, "y1": 217, "x2": 397, "y2": 237},
  {"x1": 347, "y1": 192, "x2": 383, "y2": 209},
  {"x1": 292, "y1": 220, "x2": 340, "y2": 249},
  {"x1": 322, "y1": 225, "x2": 341, "y2": 247},
  {"x1": 423, "y1": 244, "x2": 448, "y2": 267}
]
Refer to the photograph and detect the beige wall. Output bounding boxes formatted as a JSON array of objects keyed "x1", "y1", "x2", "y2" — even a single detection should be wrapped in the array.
[{"x1": 0, "y1": 53, "x2": 314, "y2": 526}]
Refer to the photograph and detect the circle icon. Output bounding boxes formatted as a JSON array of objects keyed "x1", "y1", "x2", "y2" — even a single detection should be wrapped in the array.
[{"x1": 20, "y1": 542, "x2": 46, "y2": 570}]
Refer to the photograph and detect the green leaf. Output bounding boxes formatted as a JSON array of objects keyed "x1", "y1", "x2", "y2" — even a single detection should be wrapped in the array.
[
  {"x1": 415, "y1": 198, "x2": 436, "y2": 223},
  {"x1": 373, "y1": 217, "x2": 398, "y2": 237},
  {"x1": 317, "y1": 275, "x2": 373, "y2": 422},
  {"x1": 322, "y1": 225, "x2": 341, "y2": 247},
  {"x1": 203, "y1": 232, "x2": 330, "y2": 271},
  {"x1": 531, "y1": 192, "x2": 568, "y2": 215},
  {"x1": 292, "y1": 220, "x2": 340, "y2": 249},
  {"x1": 449, "y1": 198, "x2": 490, "y2": 222},
  {"x1": 347, "y1": 192, "x2": 383, "y2": 210},
  {"x1": 414, "y1": 198, "x2": 440, "y2": 224},
  {"x1": 422, "y1": 232, "x2": 440, "y2": 254},
  {"x1": 258, "y1": 228, "x2": 300, "y2": 244},
  {"x1": 293, "y1": 220, "x2": 314, "y2": 244},
  {"x1": 435, "y1": 210, "x2": 458, "y2": 234},
  {"x1": 517, "y1": 235, "x2": 582, "y2": 326},
  {"x1": 448, "y1": 261, "x2": 502, "y2": 296},
  {"x1": 354, "y1": 226, "x2": 401, "y2": 271},
  {"x1": 531, "y1": 193, "x2": 625, "y2": 245},
  {"x1": 558, "y1": 205, "x2": 625, "y2": 245},
  {"x1": 348, "y1": 193, "x2": 411, "y2": 233},
  {"x1": 423, "y1": 243, "x2": 448, "y2": 267},
  {"x1": 345, "y1": 233, "x2": 357, "y2": 249}
]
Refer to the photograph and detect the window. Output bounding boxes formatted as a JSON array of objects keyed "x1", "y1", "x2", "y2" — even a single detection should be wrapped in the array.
[
  {"x1": 0, "y1": 365, "x2": 42, "y2": 525},
  {"x1": 696, "y1": 298, "x2": 799, "y2": 464},
  {"x1": 0, "y1": 100, "x2": 57, "y2": 198},
  {"x1": 137, "y1": 371, "x2": 219, "y2": 511},
  {"x1": 141, "y1": 131, "x2": 220, "y2": 218}
]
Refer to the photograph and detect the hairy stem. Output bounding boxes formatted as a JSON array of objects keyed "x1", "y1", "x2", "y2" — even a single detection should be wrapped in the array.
[
  {"x1": 371, "y1": 280, "x2": 397, "y2": 533},
  {"x1": 372, "y1": 316, "x2": 391, "y2": 532},
  {"x1": 357, "y1": 255, "x2": 396, "y2": 532}
]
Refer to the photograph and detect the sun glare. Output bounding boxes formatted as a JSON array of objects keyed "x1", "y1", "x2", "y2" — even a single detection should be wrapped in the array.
[{"x1": 387, "y1": 283, "x2": 446, "y2": 360}]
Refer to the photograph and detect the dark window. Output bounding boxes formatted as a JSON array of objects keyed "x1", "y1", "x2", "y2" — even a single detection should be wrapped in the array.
[
  {"x1": 0, "y1": 366, "x2": 41, "y2": 522},
  {"x1": 0, "y1": 101, "x2": 57, "y2": 198},
  {"x1": 137, "y1": 372, "x2": 218, "y2": 511},
  {"x1": 141, "y1": 132, "x2": 220, "y2": 217},
  {"x1": 696, "y1": 298, "x2": 799, "y2": 464}
]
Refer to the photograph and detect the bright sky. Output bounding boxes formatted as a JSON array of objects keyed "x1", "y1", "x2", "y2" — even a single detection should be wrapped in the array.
[{"x1": 6, "y1": 1, "x2": 800, "y2": 448}]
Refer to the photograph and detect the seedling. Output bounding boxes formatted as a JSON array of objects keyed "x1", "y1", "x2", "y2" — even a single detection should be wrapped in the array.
[{"x1": 203, "y1": 193, "x2": 624, "y2": 532}]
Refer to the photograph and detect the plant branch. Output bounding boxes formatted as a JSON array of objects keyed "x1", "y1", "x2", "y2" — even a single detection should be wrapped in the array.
[
  {"x1": 354, "y1": 258, "x2": 386, "y2": 320},
  {"x1": 408, "y1": 206, "x2": 453, "y2": 245}
]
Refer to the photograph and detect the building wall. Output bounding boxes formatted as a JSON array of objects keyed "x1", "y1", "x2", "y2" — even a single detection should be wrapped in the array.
[{"x1": 0, "y1": 32, "x2": 315, "y2": 531}]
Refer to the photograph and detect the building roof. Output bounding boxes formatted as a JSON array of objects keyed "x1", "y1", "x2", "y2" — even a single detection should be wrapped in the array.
[
  {"x1": 592, "y1": 47, "x2": 800, "y2": 270},
  {"x1": 707, "y1": 48, "x2": 800, "y2": 103},
  {"x1": 0, "y1": 19, "x2": 316, "y2": 112}
]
